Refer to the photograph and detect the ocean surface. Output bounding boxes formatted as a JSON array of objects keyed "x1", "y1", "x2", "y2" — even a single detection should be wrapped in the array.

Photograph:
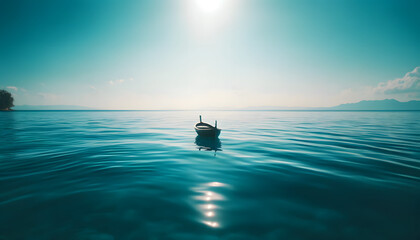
[{"x1": 0, "y1": 110, "x2": 419, "y2": 240}]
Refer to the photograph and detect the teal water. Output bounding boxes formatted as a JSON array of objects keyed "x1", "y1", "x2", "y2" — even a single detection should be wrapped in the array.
[{"x1": 1, "y1": 111, "x2": 419, "y2": 240}]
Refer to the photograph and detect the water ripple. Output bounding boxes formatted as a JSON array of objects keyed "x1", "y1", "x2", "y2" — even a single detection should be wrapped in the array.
[{"x1": 0, "y1": 110, "x2": 419, "y2": 239}]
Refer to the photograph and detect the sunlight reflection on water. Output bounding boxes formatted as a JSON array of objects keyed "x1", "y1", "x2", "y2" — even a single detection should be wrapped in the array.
[{"x1": 192, "y1": 182, "x2": 229, "y2": 229}]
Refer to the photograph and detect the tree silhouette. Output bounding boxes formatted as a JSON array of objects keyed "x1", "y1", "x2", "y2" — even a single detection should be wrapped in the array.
[{"x1": 0, "y1": 89, "x2": 14, "y2": 110}]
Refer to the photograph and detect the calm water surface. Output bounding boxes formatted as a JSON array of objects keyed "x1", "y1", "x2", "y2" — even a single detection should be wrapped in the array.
[{"x1": 0, "y1": 111, "x2": 419, "y2": 240}]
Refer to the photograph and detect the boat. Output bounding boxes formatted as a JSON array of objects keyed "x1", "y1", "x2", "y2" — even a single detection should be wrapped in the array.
[{"x1": 194, "y1": 115, "x2": 221, "y2": 137}]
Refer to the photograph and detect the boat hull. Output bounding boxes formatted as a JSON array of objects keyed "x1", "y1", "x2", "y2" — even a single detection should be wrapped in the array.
[
  {"x1": 195, "y1": 128, "x2": 221, "y2": 137},
  {"x1": 194, "y1": 119, "x2": 221, "y2": 137}
]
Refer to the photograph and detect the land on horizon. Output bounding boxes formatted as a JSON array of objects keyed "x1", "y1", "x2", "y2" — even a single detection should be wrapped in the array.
[{"x1": 9, "y1": 99, "x2": 420, "y2": 111}]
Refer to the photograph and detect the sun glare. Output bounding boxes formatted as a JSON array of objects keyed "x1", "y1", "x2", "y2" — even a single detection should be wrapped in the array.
[
  {"x1": 195, "y1": 0, "x2": 224, "y2": 13},
  {"x1": 184, "y1": 0, "x2": 236, "y2": 38}
]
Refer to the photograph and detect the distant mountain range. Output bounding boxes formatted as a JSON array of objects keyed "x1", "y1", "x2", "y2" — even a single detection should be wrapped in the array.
[
  {"x1": 12, "y1": 99, "x2": 420, "y2": 110},
  {"x1": 331, "y1": 99, "x2": 420, "y2": 110},
  {"x1": 242, "y1": 99, "x2": 420, "y2": 111}
]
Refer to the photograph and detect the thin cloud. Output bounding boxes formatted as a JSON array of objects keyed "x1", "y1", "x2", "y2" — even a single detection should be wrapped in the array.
[
  {"x1": 374, "y1": 66, "x2": 420, "y2": 94},
  {"x1": 336, "y1": 67, "x2": 420, "y2": 104},
  {"x1": 6, "y1": 86, "x2": 18, "y2": 91},
  {"x1": 108, "y1": 78, "x2": 129, "y2": 86}
]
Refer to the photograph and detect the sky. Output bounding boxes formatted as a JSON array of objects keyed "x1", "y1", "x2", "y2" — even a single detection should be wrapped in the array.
[{"x1": 1, "y1": 0, "x2": 419, "y2": 109}]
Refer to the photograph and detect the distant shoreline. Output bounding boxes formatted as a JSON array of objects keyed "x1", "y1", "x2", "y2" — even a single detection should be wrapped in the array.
[
  {"x1": 5, "y1": 109, "x2": 420, "y2": 112},
  {"x1": 11, "y1": 99, "x2": 420, "y2": 111}
]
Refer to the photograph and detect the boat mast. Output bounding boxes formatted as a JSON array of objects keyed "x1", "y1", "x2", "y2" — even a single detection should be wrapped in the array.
[{"x1": 199, "y1": 115, "x2": 202, "y2": 123}]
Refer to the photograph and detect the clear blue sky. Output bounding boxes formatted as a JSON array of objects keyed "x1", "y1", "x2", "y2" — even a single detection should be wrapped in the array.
[{"x1": 1, "y1": 0, "x2": 419, "y2": 109}]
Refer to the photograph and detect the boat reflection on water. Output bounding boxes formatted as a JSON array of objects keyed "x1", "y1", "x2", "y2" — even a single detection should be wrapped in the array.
[{"x1": 195, "y1": 136, "x2": 222, "y2": 155}]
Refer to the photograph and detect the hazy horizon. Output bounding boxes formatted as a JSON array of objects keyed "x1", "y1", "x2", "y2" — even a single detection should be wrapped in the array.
[{"x1": 1, "y1": 0, "x2": 419, "y2": 110}]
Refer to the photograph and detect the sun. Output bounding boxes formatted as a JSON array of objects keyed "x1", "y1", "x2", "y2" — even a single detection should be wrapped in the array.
[
  {"x1": 194, "y1": 0, "x2": 224, "y2": 13},
  {"x1": 185, "y1": 0, "x2": 235, "y2": 37}
]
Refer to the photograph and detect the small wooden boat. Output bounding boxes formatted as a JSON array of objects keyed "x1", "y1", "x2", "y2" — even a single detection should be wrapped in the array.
[{"x1": 194, "y1": 115, "x2": 221, "y2": 137}]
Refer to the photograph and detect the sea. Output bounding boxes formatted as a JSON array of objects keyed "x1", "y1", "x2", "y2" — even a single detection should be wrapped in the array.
[{"x1": 0, "y1": 110, "x2": 419, "y2": 240}]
